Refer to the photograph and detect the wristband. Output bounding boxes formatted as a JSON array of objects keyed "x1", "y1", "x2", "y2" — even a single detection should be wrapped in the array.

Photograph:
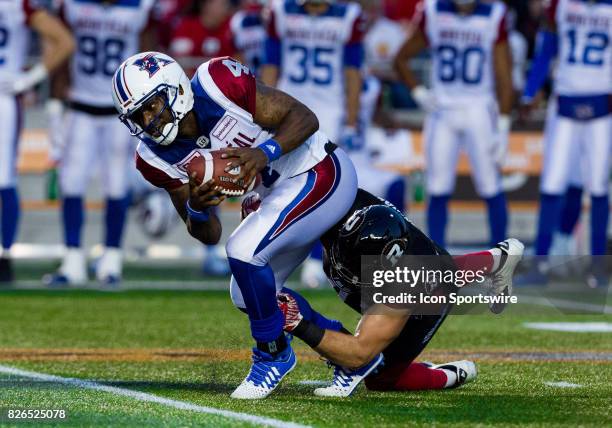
[
  {"x1": 292, "y1": 319, "x2": 325, "y2": 348},
  {"x1": 186, "y1": 200, "x2": 210, "y2": 222},
  {"x1": 258, "y1": 139, "x2": 282, "y2": 163}
]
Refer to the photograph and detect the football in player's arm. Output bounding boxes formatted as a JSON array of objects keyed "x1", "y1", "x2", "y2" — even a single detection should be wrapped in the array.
[{"x1": 133, "y1": 72, "x2": 319, "y2": 245}]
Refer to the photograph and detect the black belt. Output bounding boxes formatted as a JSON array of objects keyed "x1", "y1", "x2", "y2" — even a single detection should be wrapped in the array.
[
  {"x1": 68, "y1": 101, "x2": 117, "y2": 116},
  {"x1": 325, "y1": 141, "x2": 337, "y2": 154}
]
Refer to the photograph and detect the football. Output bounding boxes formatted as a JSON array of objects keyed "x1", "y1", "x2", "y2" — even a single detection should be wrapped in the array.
[{"x1": 184, "y1": 150, "x2": 260, "y2": 197}]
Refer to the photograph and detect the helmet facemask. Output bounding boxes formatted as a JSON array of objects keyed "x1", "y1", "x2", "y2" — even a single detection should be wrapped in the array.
[{"x1": 120, "y1": 85, "x2": 181, "y2": 146}]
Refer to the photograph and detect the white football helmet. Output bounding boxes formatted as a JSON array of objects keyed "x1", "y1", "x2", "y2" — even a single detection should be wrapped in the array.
[{"x1": 112, "y1": 52, "x2": 194, "y2": 145}]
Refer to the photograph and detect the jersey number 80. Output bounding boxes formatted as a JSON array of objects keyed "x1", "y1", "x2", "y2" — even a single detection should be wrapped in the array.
[{"x1": 437, "y1": 45, "x2": 485, "y2": 84}]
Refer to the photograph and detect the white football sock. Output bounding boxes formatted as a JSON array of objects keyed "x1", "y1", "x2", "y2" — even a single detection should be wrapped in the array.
[
  {"x1": 441, "y1": 369, "x2": 458, "y2": 388},
  {"x1": 489, "y1": 248, "x2": 502, "y2": 273}
]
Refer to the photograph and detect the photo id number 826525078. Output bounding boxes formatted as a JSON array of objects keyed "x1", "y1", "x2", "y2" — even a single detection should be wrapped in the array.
[{"x1": 4, "y1": 408, "x2": 67, "y2": 420}]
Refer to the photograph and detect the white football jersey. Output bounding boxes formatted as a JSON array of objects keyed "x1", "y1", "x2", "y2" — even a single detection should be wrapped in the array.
[
  {"x1": 422, "y1": 0, "x2": 507, "y2": 106},
  {"x1": 552, "y1": 0, "x2": 612, "y2": 95},
  {"x1": 230, "y1": 8, "x2": 266, "y2": 73},
  {"x1": 63, "y1": 0, "x2": 154, "y2": 107},
  {"x1": 0, "y1": 0, "x2": 39, "y2": 76},
  {"x1": 364, "y1": 16, "x2": 405, "y2": 74},
  {"x1": 269, "y1": 0, "x2": 363, "y2": 115},
  {"x1": 136, "y1": 57, "x2": 330, "y2": 191}
]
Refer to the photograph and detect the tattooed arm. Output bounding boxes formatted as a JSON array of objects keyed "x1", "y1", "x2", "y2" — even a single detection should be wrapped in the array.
[
  {"x1": 222, "y1": 81, "x2": 320, "y2": 185},
  {"x1": 252, "y1": 81, "x2": 319, "y2": 154}
]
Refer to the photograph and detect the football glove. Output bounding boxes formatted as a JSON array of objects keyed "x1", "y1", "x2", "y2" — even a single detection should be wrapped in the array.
[
  {"x1": 240, "y1": 193, "x2": 261, "y2": 220},
  {"x1": 338, "y1": 125, "x2": 364, "y2": 152},
  {"x1": 12, "y1": 64, "x2": 48, "y2": 94},
  {"x1": 277, "y1": 292, "x2": 303, "y2": 332},
  {"x1": 411, "y1": 85, "x2": 437, "y2": 112}
]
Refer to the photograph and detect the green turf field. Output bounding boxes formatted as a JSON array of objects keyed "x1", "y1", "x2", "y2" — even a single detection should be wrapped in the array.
[{"x1": 0, "y1": 287, "x2": 610, "y2": 427}]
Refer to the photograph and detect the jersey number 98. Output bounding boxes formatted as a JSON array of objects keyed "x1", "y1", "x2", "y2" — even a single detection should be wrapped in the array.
[{"x1": 77, "y1": 35, "x2": 126, "y2": 76}]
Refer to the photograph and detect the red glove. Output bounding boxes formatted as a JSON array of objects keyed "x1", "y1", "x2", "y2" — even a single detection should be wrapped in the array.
[
  {"x1": 277, "y1": 292, "x2": 303, "y2": 332},
  {"x1": 241, "y1": 193, "x2": 261, "y2": 220}
]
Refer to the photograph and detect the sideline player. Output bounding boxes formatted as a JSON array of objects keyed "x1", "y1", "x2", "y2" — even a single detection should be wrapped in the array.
[
  {"x1": 0, "y1": 0, "x2": 74, "y2": 283},
  {"x1": 394, "y1": 0, "x2": 513, "y2": 248},
  {"x1": 260, "y1": 0, "x2": 366, "y2": 287},
  {"x1": 354, "y1": 0, "x2": 408, "y2": 211},
  {"x1": 261, "y1": 0, "x2": 364, "y2": 144},
  {"x1": 111, "y1": 52, "x2": 358, "y2": 399},
  {"x1": 519, "y1": 0, "x2": 611, "y2": 286},
  {"x1": 230, "y1": 0, "x2": 266, "y2": 74},
  {"x1": 264, "y1": 191, "x2": 525, "y2": 397},
  {"x1": 43, "y1": 0, "x2": 156, "y2": 286},
  {"x1": 169, "y1": 0, "x2": 236, "y2": 76}
]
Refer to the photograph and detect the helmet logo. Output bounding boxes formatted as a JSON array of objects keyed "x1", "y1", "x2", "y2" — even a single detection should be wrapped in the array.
[
  {"x1": 341, "y1": 212, "x2": 364, "y2": 236},
  {"x1": 383, "y1": 240, "x2": 405, "y2": 267},
  {"x1": 133, "y1": 54, "x2": 173, "y2": 78}
]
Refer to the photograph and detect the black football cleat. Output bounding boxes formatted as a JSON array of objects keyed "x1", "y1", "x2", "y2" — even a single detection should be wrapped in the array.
[{"x1": 0, "y1": 257, "x2": 14, "y2": 284}]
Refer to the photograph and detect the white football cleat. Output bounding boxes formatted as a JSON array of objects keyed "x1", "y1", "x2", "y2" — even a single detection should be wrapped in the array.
[
  {"x1": 43, "y1": 248, "x2": 87, "y2": 286},
  {"x1": 96, "y1": 248, "x2": 123, "y2": 286},
  {"x1": 432, "y1": 360, "x2": 477, "y2": 388},
  {"x1": 489, "y1": 238, "x2": 524, "y2": 314},
  {"x1": 314, "y1": 353, "x2": 384, "y2": 397},
  {"x1": 231, "y1": 346, "x2": 297, "y2": 400}
]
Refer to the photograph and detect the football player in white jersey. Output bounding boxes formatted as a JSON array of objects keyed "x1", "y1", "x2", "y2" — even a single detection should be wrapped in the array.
[
  {"x1": 0, "y1": 0, "x2": 74, "y2": 283},
  {"x1": 394, "y1": 0, "x2": 513, "y2": 248},
  {"x1": 43, "y1": 0, "x2": 156, "y2": 286},
  {"x1": 261, "y1": 0, "x2": 365, "y2": 147},
  {"x1": 261, "y1": 0, "x2": 366, "y2": 288},
  {"x1": 230, "y1": 0, "x2": 266, "y2": 74},
  {"x1": 520, "y1": 0, "x2": 611, "y2": 286},
  {"x1": 111, "y1": 53, "x2": 358, "y2": 398},
  {"x1": 355, "y1": 0, "x2": 407, "y2": 211}
]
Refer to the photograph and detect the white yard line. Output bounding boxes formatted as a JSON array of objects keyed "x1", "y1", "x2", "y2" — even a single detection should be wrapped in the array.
[
  {"x1": 524, "y1": 322, "x2": 612, "y2": 332},
  {"x1": 0, "y1": 365, "x2": 310, "y2": 428},
  {"x1": 9, "y1": 280, "x2": 303, "y2": 291},
  {"x1": 544, "y1": 381, "x2": 583, "y2": 388},
  {"x1": 519, "y1": 295, "x2": 612, "y2": 314}
]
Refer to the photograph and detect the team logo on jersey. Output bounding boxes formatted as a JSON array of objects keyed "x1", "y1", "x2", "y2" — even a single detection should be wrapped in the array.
[
  {"x1": 133, "y1": 54, "x2": 173, "y2": 78},
  {"x1": 196, "y1": 135, "x2": 210, "y2": 149}
]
